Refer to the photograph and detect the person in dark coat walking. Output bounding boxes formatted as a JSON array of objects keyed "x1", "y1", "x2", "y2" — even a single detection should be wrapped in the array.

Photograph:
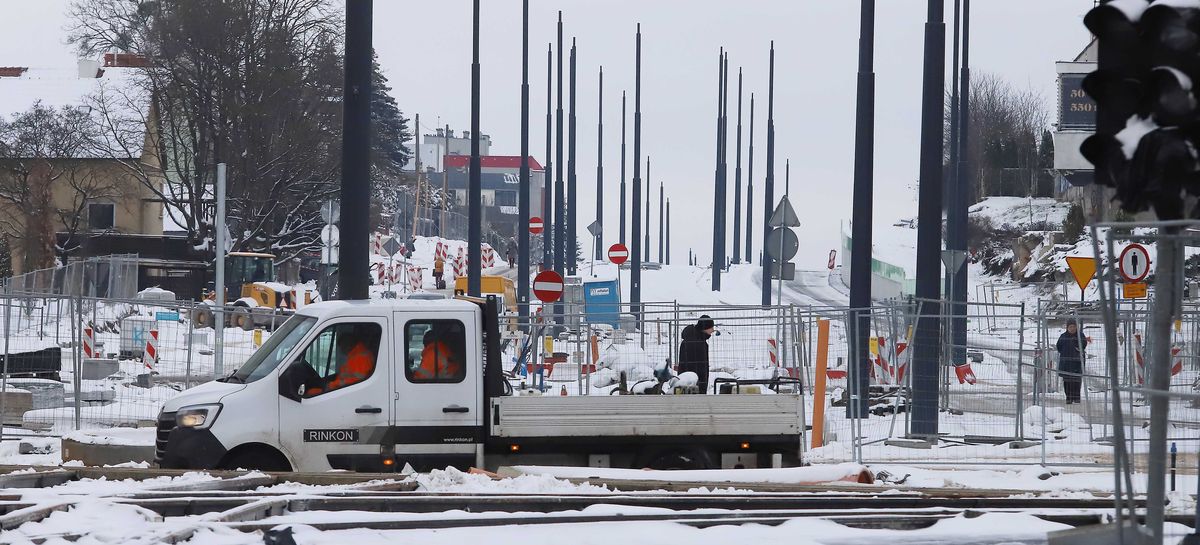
[
  {"x1": 1055, "y1": 318, "x2": 1087, "y2": 404},
  {"x1": 677, "y1": 315, "x2": 716, "y2": 394}
]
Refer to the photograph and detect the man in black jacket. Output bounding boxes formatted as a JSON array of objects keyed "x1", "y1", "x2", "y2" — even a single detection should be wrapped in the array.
[
  {"x1": 678, "y1": 315, "x2": 716, "y2": 394},
  {"x1": 1055, "y1": 318, "x2": 1087, "y2": 404}
]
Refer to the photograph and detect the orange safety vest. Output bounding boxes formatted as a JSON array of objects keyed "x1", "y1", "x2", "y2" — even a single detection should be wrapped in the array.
[
  {"x1": 306, "y1": 342, "x2": 374, "y2": 395},
  {"x1": 415, "y1": 340, "x2": 461, "y2": 380}
]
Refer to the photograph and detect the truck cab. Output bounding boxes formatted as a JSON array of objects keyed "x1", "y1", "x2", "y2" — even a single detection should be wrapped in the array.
[{"x1": 158, "y1": 298, "x2": 489, "y2": 472}]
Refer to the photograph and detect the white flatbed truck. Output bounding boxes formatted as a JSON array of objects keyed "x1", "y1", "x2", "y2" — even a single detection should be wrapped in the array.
[{"x1": 156, "y1": 297, "x2": 804, "y2": 472}]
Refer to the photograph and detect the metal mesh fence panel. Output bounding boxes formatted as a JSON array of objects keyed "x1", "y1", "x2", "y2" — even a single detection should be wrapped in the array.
[{"x1": 0, "y1": 291, "x2": 289, "y2": 437}]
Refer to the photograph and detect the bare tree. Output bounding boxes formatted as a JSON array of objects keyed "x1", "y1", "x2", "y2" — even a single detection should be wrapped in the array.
[
  {"x1": 946, "y1": 72, "x2": 1051, "y2": 203},
  {"x1": 70, "y1": 0, "x2": 348, "y2": 262}
]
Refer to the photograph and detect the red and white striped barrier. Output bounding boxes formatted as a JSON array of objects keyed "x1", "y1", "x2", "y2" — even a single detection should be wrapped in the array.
[
  {"x1": 454, "y1": 248, "x2": 466, "y2": 278},
  {"x1": 435, "y1": 241, "x2": 447, "y2": 261},
  {"x1": 370, "y1": 233, "x2": 383, "y2": 255},
  {"x1": 82, "y1": 323, "x2": 96, "y2": 358},
  {"x1": 143, "y1": 329, "x2": 158, "y2": 370},
  {"x1": 481, "y1": 244, "x2": 495, "y2": 268},
  {"x1": 408, "y1": 266, "x2": 423, "y2": 291},
  {"x1": 767, "y1": 338, "x2": 778, "y2": 366},
  {"x1": 371, "y1": 262, "x2": 385, "y2": 284},
  {"x1": 1133, "y1": 332, "x2": 1183, "y2": 385}
]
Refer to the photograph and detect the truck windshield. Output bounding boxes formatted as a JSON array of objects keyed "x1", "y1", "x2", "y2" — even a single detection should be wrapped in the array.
[{"x1": 228, "y1": 315, "x2": 317, "y2": 383}]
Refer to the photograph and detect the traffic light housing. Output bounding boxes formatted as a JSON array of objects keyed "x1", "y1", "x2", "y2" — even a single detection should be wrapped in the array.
[{"x1": 1081, "y1": 0, "x2": 1200, "y2": 220}]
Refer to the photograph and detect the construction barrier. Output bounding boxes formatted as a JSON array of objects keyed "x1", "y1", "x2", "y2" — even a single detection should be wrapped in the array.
[
  {"x1": 143, "y1": 329, "x2": 158, "y2": 370},
  {"x1": 1132, "y1": 331, "x2": 1183, "y2": 385},
  {"x1": 408, "y1": 266, "x2": 422, "y2": 291},
  {"x1": 482, "y1": 244, "x2": 495, "y2": 268},
  {"x1": 82, "y1": 323, "x2": 96, "y2": 358}
]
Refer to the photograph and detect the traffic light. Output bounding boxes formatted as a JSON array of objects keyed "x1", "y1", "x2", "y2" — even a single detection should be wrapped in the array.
[{"x1": 1081, "y1": 1, "x2": 1200, "y2": 220}]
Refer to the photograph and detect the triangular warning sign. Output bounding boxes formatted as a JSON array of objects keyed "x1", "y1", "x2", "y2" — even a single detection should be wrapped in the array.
[
  {"x1": 768, "y1": 197, "x2": 801, "y2": 228},
  {"x1": 1065, "y1": 256, "x2": 1098, "y2": 292}
]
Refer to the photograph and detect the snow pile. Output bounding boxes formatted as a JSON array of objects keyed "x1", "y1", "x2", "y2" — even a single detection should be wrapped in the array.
[
  {"x1": 415, "y1": 466, "x2": 612, "y2": 494},
  {"x1": 970, "y1": 197, "x2": 1071, "y2": 231}
]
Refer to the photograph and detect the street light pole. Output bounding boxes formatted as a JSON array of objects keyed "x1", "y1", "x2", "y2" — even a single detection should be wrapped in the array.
[
  {"x1": 467, "y1": 0, "x2": 482, "y2": 296},
  {"x1": 911, "y1": 0, "x2": 947, "y2": 436},
  {"x1": 518, "y1": 0, "x2": 530, "y2": 320},
  {"x1": 848, "y1": 0, "x2": 876, "y2": 419},
  {"x1": 340, "y1": 0, "x2": 372, "y2": 301}
]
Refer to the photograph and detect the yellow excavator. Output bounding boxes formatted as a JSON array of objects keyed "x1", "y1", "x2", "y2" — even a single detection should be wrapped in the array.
[{"x1": 192, "y1": 252, "x2": 319, "y2": 330}]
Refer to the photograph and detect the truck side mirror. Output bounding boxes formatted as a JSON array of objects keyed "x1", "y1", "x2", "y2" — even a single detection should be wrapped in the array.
[{"x1": 278, "y1": 363, "x2": 306, "y2": 402}]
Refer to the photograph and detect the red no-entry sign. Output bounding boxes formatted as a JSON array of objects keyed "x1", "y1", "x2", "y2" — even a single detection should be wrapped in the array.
[
  {"x1": 608, "y1": 243, "x2": 630, "y2": 265},
  {"x1": 533, "y1": 270, "x2": 564, "y2": 303},
  {"x1": 528, "y1": 217, "x2": 544, "y2": 235}
]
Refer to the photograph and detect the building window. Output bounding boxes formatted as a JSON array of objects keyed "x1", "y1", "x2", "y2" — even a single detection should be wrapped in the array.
[
  {"x1": 88, "y1": 203, "x2": 115, "y2": 231},
  {"x1": 495, "y1": 190, "x2": 517, "y2": 207}
]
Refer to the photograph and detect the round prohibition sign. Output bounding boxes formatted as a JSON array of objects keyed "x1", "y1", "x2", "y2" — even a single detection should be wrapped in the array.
[
  {"x1": 533, "y1": 270, "x2": 564, "y2": 303},
  {"x1": 608, "y1": 243, "x2": 630, "y2": 265},
  {"x1": 1118, "y1": 243, "x2": 1151, "y2": 283}
]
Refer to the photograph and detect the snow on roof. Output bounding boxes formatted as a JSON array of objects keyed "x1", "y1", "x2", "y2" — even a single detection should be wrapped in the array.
[{"x1": 0, "y1": 64, "x2": 151, "y2": 159}]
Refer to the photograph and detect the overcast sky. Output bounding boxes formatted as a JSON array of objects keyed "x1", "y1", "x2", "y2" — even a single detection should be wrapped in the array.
[{"x1": 2, "y1": 0, "x2": 1093, "y2": 269}]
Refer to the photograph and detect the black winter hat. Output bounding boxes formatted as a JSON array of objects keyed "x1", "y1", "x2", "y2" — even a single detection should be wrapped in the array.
[{"x1": 696, "y1": 315, "x2": 715, "y2": 331}]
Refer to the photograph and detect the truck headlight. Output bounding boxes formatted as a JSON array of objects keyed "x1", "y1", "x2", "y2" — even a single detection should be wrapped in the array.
[{"x1": 176, "y1": 404, "x2": 222, "y2": 429}]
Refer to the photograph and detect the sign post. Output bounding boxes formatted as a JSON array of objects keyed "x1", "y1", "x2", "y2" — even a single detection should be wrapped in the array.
[
  {"x1": 587, "y1": 221, "x2": 603, "y2": 277},
  {"x1": 608, "y1": 243, "x2": 629, "y2": 311},
  {"x1": 766, "y1": 196, "x2": 801, "y2": 306}
]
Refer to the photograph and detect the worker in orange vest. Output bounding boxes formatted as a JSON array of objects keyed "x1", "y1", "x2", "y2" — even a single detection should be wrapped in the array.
[
  {"x1": 306, "y1": 328, "x2": 375, "y2": 396},
  {"x1": 415, "y1": 328, "x2": 461, "y2": 380}
]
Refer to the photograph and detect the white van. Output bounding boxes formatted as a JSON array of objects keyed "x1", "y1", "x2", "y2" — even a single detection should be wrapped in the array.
[{"x1": 156, "y1": 297, "x2": 804, "y2": 472}]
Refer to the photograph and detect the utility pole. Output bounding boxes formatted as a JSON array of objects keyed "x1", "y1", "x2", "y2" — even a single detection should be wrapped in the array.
[
  {"x1": 645, "y1": 158, "x2": 651, "y2": 261},
  {"x1": 555, "y1": 12, "x2": 565, "y2": 277},
  {"x1": 620, "y1": 91, "x2": 627, "y2": 245},
  {"x1": 443, "y1": 124, "x2": 449, "y2": 237},
  {"x1": 712, "y1": 50, "x2": 726, "y2": 291},
  {"x1": 631, "y1": 23, "x2": 643, "y2": 313},
  {"x1": 665, "y1": 197, "x2": 670, "y2": 265},
  {"x1": 746, "y1": 93, "x2": 754, "y2": 264},
  {"x1": 760, "y1": 42, "x2": 775, "y2": 307},
  {"x1": 911, "y1": 0, "x2": 947, "y2": 436},
  {"x1": 214, "y1": 163, "x2": 226, "y2": 375},
  {"x1": 414, "y1": 113, "x2": 422, "y2": 237},
  {"x1": 467, "y1": 0, "x2": 482, "y2": 296},
  {"x1": 732, "y1": 68, "x2": 743, "y2": 265},
  {"x1": 568, "y1": 38, "x2": 578, "y2": 275},
  {"x1": 595, "y1": 66, "x2": 604, "y2": 261},
  {"x1": 848, "y1": 0, "x2": 876, "y2": 419},
  {"x1": 949, "y1": 0, "x2": 971, "y2": 380},
  {"x1": 518, "y1": 0, "x2": 530, "y2": 320},
  {"x1": 340, "y1": 0, "x2": 371, "y2": 300},
  {"x1": 543, "y1": 45, "x2": 553, "y2": 269},
  {"x1": 658, "y1": 181, "x2": 663, "y2": 263}
]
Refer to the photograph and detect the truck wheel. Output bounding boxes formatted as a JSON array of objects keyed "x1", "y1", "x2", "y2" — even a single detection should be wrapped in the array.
[
  {"x1": 642, "y1": 448, "x2": 714, "y2": 470},
  {"x1": 220, "y1": 445, "x2": 291, "y2": 472}
]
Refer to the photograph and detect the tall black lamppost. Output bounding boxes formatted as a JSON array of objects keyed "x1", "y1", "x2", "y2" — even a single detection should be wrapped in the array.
[{"x1": 340, "y1": 0, "x2": 372, "y2": 300}]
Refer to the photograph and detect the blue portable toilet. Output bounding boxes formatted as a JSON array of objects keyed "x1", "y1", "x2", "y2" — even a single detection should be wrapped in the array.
[{"x1": 582, "y1": 268, "x2": 621, "y2": 328}]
